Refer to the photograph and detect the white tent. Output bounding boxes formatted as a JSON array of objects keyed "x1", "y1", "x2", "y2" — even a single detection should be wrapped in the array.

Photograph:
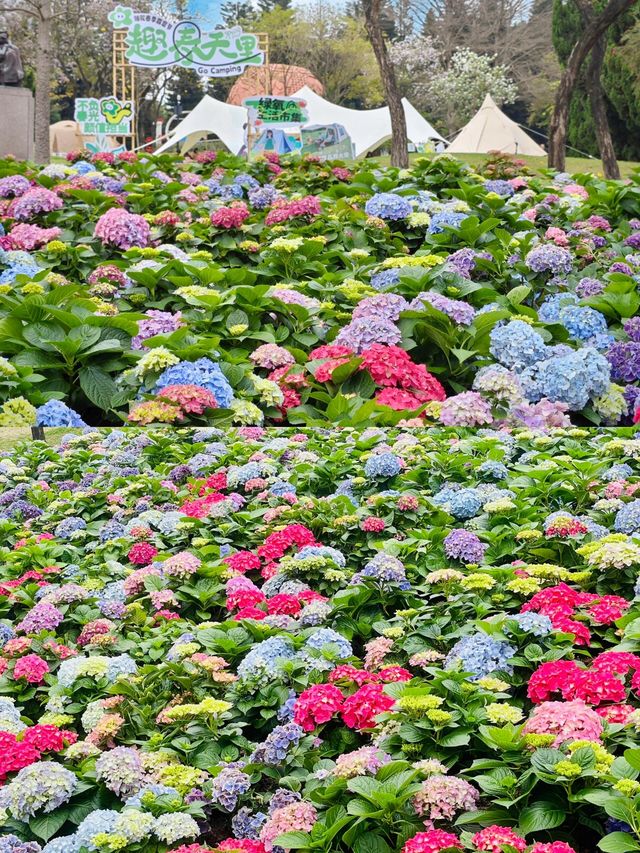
[
  {"x1": 155, "y1": 87, "x2": 444, "y2": 158},
  {"x1": 447, "y1": 94, "x2": 545, "y2": 157},
  {"x1": 292, "y1": 85, "x2": 444, "y2": 156},
  {"x1": 155, "y1": 94, "x2": 248, "y2": 155}
]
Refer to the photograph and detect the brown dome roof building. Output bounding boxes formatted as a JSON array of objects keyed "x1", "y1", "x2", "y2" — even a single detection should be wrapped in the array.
[{"x1": 227, "y1": 64, "x2": 324, "y2": 105}]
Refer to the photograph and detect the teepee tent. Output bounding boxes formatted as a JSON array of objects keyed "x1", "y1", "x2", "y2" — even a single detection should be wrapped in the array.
[
  {"x1": 155, "y1": 95, "x2": 248, "y2": 155},
  {"x1": 447, "y1": 94, "x2": 545, "y2": 156},
  {"x1": 292, "y1": 86, "x2": 444, "y2": 157}
]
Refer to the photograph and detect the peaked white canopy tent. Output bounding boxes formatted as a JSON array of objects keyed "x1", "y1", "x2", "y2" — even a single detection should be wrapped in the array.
[
  {"x1": 155, "y1": 95, "x2": 248, "y2": 156},
  {"x1": 156, "y1": 86, "x2": 444, "y2": 157},
  {"x1": 291, "y1": 85, "x2": 444, "y2": 156},
  {"x1": 447, "y1": 94, "x2": 545, "y2": 157}
]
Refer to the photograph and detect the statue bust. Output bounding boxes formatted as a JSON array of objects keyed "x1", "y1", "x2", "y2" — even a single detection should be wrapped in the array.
[{"x1": 0, "y1": 32, "x2": 24, "y2": 87}]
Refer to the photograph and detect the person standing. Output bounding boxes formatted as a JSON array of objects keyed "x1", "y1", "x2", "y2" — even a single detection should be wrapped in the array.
[{"x1": 0, "y1": 32, "x2": 24, "y2": 87}]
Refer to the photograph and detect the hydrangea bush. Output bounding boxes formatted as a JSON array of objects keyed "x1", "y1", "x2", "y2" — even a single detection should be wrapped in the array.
[
  {"x1": 0, "y1": 426, "x2": 639, "y2": 851},
  {"x1": 1, "y1": 151, "x2": 640, "y2": 426}
]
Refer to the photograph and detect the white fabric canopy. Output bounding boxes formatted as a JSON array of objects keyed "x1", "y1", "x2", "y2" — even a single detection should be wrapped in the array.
[
  {"x1": 447, "y1": 94, "x2": 545, "y2": 157},
  {"x1": 155, "y1": 95, "x2": 248, "y2": 155},
  {"x1": 155, "y1": 88, "x2": 444, "y2": 157},
  {"x1": 292, "y1": 85, "x2": 444, "y2": 156}
]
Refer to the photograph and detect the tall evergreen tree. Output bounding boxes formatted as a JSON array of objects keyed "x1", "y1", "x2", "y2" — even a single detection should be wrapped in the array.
[
  {"x1": 220, "y1": 0, "x2": 256, "y2": 25},
  {"x1": 552, "y1": 0, "x2": 640, "y2": 162},
  {"x1": 256, "y1": 0, "x2": 291, "y2": 13}
]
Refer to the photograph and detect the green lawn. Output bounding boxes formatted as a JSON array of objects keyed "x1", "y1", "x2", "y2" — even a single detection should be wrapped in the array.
[
  {"x1": 0, "y1": 428, "x2": 82, "y2": 451},
  {"x1": 371, "y1": 152, "x2": 640, "y2": 178}
]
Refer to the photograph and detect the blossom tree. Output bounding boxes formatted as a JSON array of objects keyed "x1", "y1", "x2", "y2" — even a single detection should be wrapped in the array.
[{"x1": 423, "y1": 48, "x2": 518, "y2": 136}]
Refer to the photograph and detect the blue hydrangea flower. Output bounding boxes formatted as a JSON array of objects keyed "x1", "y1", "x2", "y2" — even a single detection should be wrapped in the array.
[
  {"x1": 538, "y1": 292, "x2": 579, "y2": 323},
  {"x1": 54, "y1": 517, "x2": 86, "y2": 539},
  {"x1": 365, "y1": 192, "x2": 412, "y2": 221},
  {"x1": 296, "y1": 545, "x2": 346, "y2": 567},
  {"x1": 154, "y1": 358, "x2": 234, "y2": 408},
  {"x1": 526, "y1": 244, "x2": 573, "y2": 275},
  {"x1": 444, "y1": 632, "x2": 515, "y2": 680},
  {"x1": 490, "y1": 320, "x2": 547, "y2": 372},
  {"x1": 352, "y1": 553, "x2": 410, "y2": 589},
  {"x1": 615, "y1": 499, "x2": 640, "y2": 534},
  {"x1": 304, "y1": 628, "x2": 352, "y2": 659},
  {"x1": 478, "y1": 461, "x2": 508, "y2": 480},
  {"x1": 510, "y1": 612, "x2": 553, "y2": 636},
  {"x1": 604, "y1": 463, "x2": 634, "y2": 481},
  {"x1": 432, "y1": 486, "x2": 483, "y2": 519},
  {"x1": 364, "y1": 452, "x2": 402, "y2": 479},
  {"x1": 237, "y1": 637, "x2": 296, "y2": 684},
  {"x1": 559, "y1": 305, "x2": 608, "y2": 341},
  {"x1": 35, "y1": 400, "x2": 87, "y2": 428},
  {"x1": 428, "y1": 211, "x2": 466, "y2": 233},
  {"x1": 484, "y1": 180, "x2": 515, "y2": 197},
  {"x1": 250, "y1": 722, "x2": 304, "y2": 765},
  {"x1": 370, "y1": 268, "x2": 400, "y2": 291},
  {"x1": 520, "y1": 347, "x2": 610, "y2": 410}
]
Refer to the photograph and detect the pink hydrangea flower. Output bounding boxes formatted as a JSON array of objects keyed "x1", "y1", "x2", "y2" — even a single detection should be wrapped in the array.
[{"x1": 94, "y1": 207, "x2": 150, "y2": 249}]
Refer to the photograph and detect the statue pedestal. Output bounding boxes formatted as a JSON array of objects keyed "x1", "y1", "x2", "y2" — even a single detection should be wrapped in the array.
[{"x1": 0, "y1": 87, "x2": 34, "y2": 160}]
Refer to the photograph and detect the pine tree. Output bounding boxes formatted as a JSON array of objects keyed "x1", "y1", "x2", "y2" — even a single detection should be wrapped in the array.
[
  {"x1": 220, "y1": 0, "x2": 257, "y2": 26},
  {"x1": 256, "y1": 0, "x2": 292, "y2": 13}
]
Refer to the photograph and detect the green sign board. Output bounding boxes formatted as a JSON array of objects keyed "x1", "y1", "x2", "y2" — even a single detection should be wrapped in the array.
[
  {"x1": 74, "y1": 96, "x2": 134, "y2": 136},
  {"x1": 244, "y1": 96, "x2": 309, "y2": 127},
  {"x1": 301, "y1": 124, "x2": 354, "y2": 160},
  {"x1": 108, "y1": 5, "x2": 265, "y2": 77}
]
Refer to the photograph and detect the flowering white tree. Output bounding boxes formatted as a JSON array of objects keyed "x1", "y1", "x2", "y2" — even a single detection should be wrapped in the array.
[
  {"x1": 391, "y1": 43, "x2": 518, "y2": 137},
  {"x1": 388, "y1": 35, "x2": 441, "y2": 109}
]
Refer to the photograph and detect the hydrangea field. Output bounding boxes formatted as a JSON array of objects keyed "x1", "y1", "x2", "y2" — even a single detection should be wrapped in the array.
[
  {"x1": 1, "y1": 151, "x2": 640, "y2": 427},
  {"x1": 4, "y1": 425, "x2": 640, "y2": 853}
]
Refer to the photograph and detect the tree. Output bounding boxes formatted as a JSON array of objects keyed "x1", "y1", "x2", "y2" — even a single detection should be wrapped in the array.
[
  {"x1": 1, "y1": 0, "x2": 53, "y2": 162},
  {"x1": 257, "y1": 0, "x2": 292, "y2": 13},
  {"x1": 250, "y1": 6, "x2": 382, "y2": 108},
  {"x1": 390, "y1": 38, "x2": 517, "y2": 136},
  {"x1": 548, "y1": 0, "x2": 637, "y2": 172},
  {"x1": 362, "y1": 0, "x2": 408, "y2": 167},
  {"x1": 220, "y1": 1, "x2": 256, "y2": 26}
]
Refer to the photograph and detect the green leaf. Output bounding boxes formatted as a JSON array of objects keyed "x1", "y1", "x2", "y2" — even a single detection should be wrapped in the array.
[
  {"x1": 274, "y1": 831, "x2": 312, "y2": 849},
  {"x1": 624, "y1": 749, "x2": 640, "y2": 771},
  {"x1": 598, "y1": 833, "x2": 640, "y2": 853},
  {"x1": 507, "y1": 285, "x2": 532, "y2": 307},
  {"x1": 29, "y1": 809, "x2": 70, "y2": 841},
  {"x1": 519, "y1": 802, "x2": 565, "y2": 835},
  {"x1": 78, "y1": 365, "x2": 118, "y2": 410},
  {"x1": 353, "y1": 835, "x2": 392, "y2": 853}
]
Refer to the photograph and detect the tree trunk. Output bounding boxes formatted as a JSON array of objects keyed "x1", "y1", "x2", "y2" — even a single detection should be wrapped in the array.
[
  {"x1": 587, "y1": 33, "x2": 620, "y2": 179},
  {"x1": 34, "y1": 0, "x2": 53, "y2": 163},
  {"x1": 548, "y1": 0, "x2": 635, "y2": 172},
  {"x1": 362, "y1": 0, "x2": 409, "y2": 168}
]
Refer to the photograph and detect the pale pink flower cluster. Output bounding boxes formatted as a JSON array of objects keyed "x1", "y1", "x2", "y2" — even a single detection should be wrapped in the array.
[
  {"x1": 412, "y1": 775, "x2": 479, "y2": 821},
  {"x1": 260, "y1": 801, "x2": 318, "y2": 851},
  {"x1": 364, "y1": 636, "x2": 394, "y2": 670},
  {"x1": 523, "y1": 699, "x2": 604, "y2": 746},
  {"x1": 162, "y1": 551, "x2": 202, "y2": 578}
]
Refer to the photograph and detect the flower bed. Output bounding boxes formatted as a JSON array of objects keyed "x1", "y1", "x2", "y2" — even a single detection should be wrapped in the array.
[
  {"x1": 1, "y1": 151, "x2": 640, "y2": 428},
  {"x1": 1, "y1": 426, "x2": 640, "y2": 851}
]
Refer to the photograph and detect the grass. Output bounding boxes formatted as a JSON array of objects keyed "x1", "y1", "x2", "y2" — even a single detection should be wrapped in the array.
[
  {"x1": 371, "y1": 152, "x2": 640, "y2": 178},
  {"x1": 0, "y1": 428, "x2": 82, "y2": 451}
]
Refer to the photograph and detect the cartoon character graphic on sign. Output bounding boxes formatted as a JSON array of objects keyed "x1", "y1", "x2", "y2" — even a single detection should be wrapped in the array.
[{"x1": 100, "y1": 98, "x2": 133, "y2": 126}]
